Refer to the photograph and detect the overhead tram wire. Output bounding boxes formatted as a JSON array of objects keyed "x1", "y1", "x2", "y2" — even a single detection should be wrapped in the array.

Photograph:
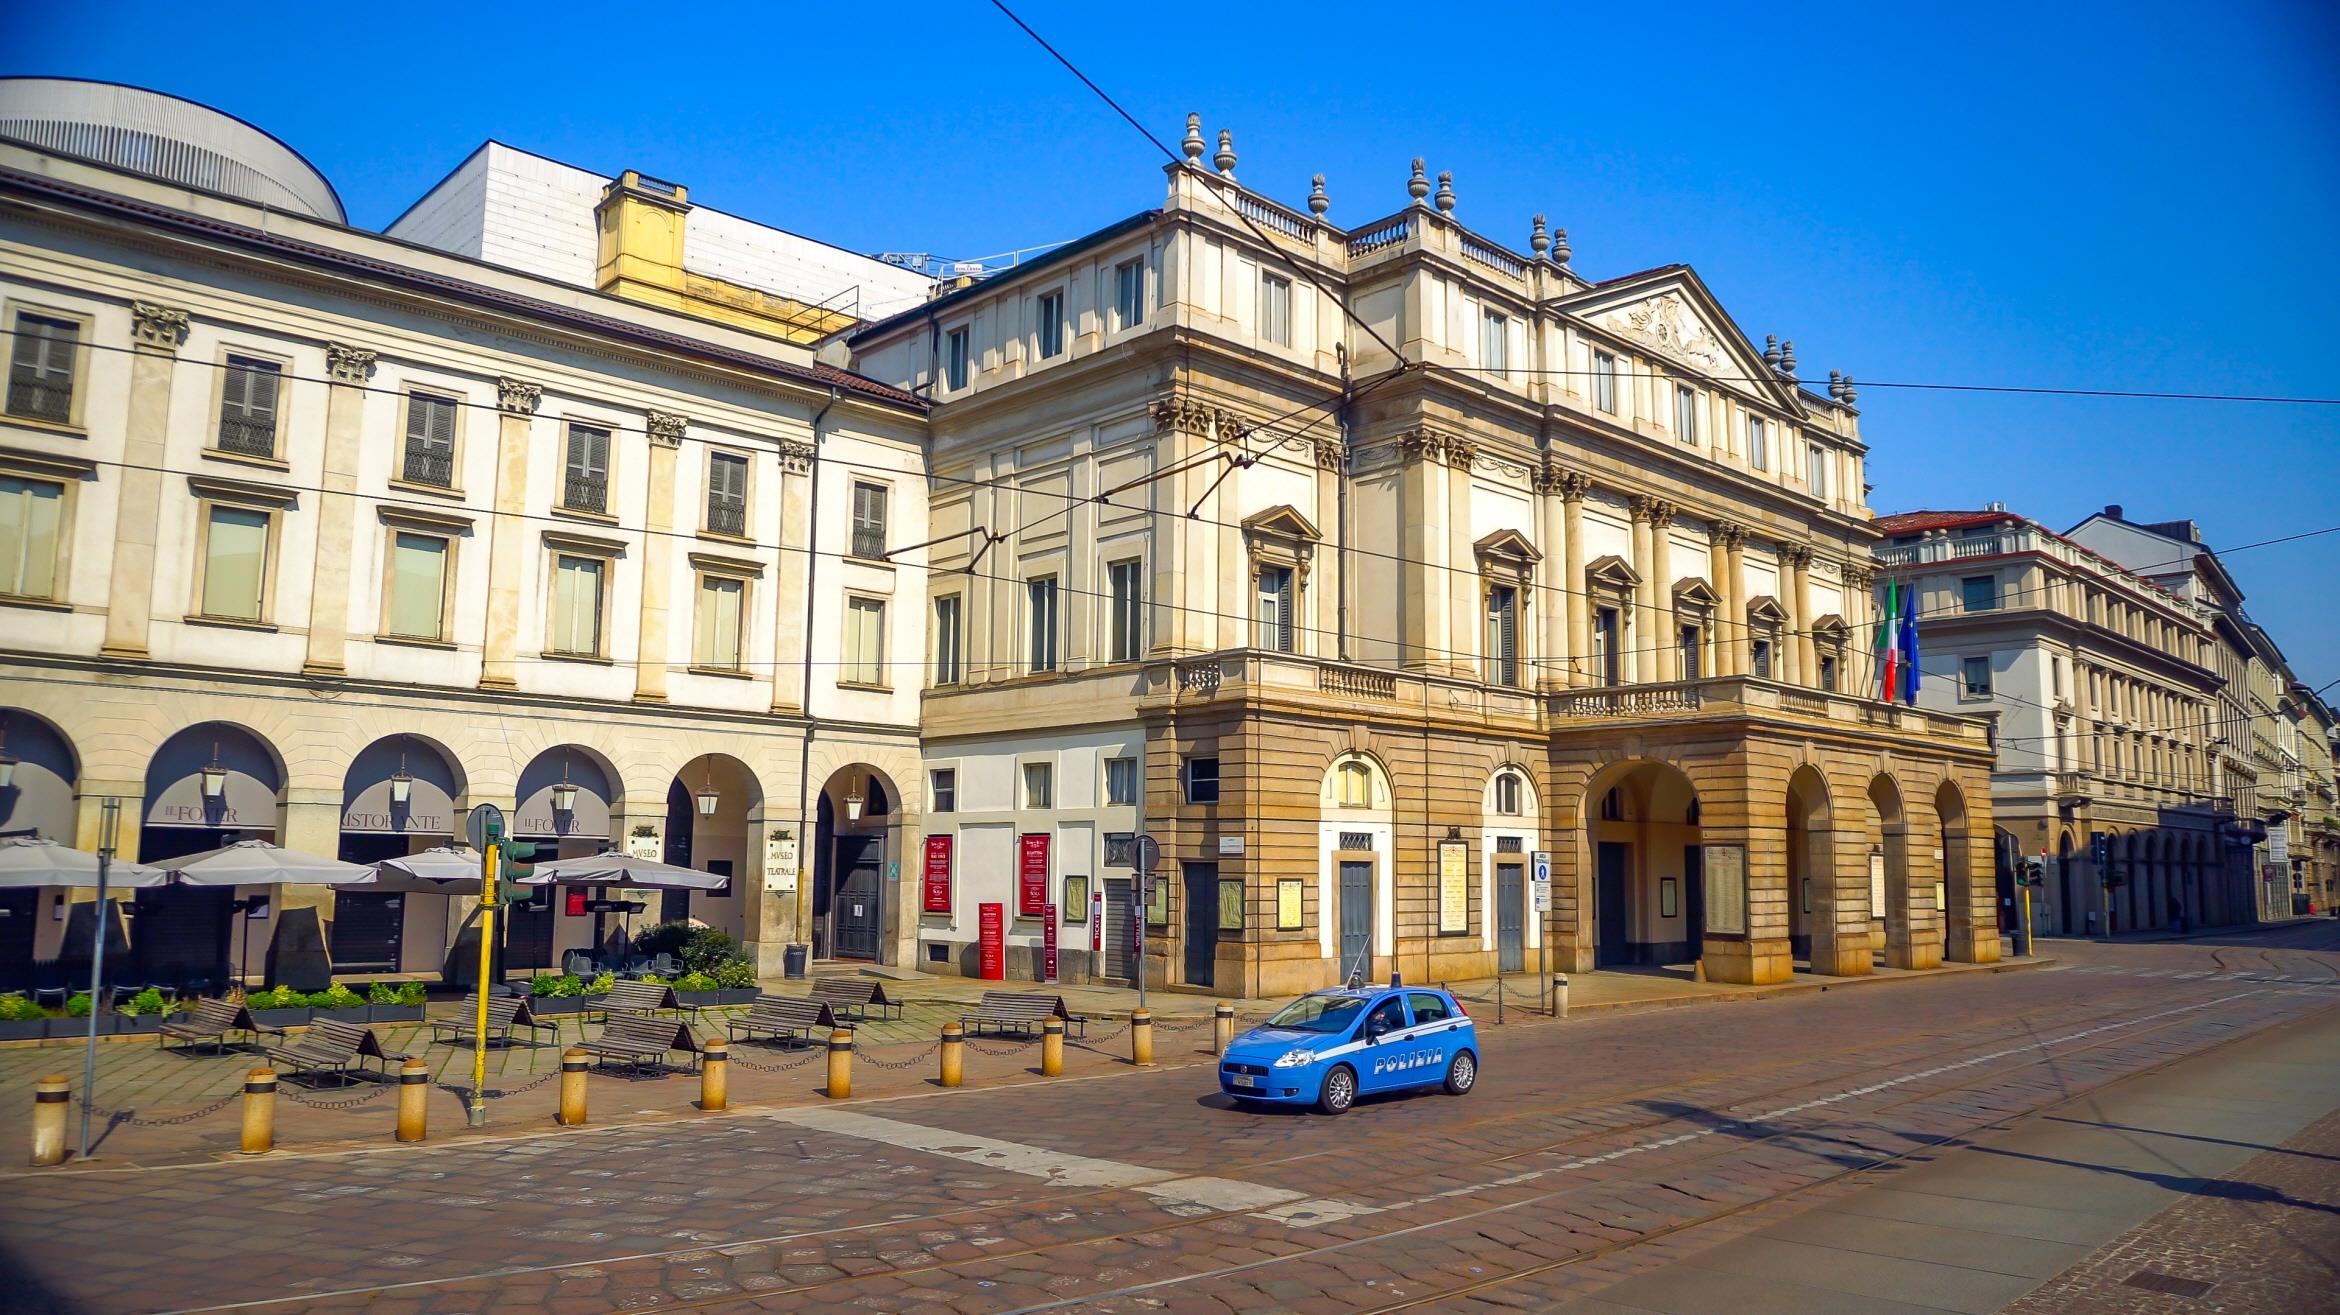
[{"x1": 1432, "y1": 360, "x2": 2340, "y2": 407}]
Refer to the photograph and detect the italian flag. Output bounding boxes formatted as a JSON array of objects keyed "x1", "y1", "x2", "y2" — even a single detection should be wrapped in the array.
[{"x1": 1876, "y1": 579, "x2": 1900, "y2": 700}]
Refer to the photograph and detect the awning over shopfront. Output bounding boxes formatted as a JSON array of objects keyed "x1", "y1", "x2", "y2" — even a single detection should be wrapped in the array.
[
  {"x1": 167, "y1": 839, "x2": 376, "y2": 886},
  {"x1": 359, "y1": 846, "x2": 483, "y2": 893},
  {"x1": 519, "y1": 850, "x2": 727, "y2": 889},
  {"x1": 0, "y1": 836, "x2": 169, "y2": 888}
]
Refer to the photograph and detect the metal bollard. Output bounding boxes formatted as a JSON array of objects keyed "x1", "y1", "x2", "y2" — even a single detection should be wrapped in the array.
[
  {"x1": 395, "y1": 1057, "x2": 429, "y2": 1143},
  {"x1": 558, "y1": 1048, "x2": 588, "y2": 1126},
  {"x1": 1213, "y1": 1003, "x2": 1234, "y2": 1056},
  {"x1": 1131, "y1": 1009, "x2": 1153, "y2": 1066},
  {"x1": 240, "y1": 1067, "x2": 277, "y2": 1156},
  {"x1": 940, "y1": 1022, "x2": 964, "y2": 1087},
  {"x1": 1554, "y1": 974, "x2": 1569, "y2": 1020},
  {"x1": 825, "y1": 1028, "x2": 854, "y2": 1099},
  {"x1": 31, "y1": 1074, "x2": 69, "y2": 1167},
  {"x1": 1497, "y1": 976, "x2": 1506, "y2": 1026},
  {"x1": 1041, "y1": 1017, "x2": 1065, "y2": 1077},
  {"x1": 700, "y1": 1038, "x2": 728, "y2": 1113}
]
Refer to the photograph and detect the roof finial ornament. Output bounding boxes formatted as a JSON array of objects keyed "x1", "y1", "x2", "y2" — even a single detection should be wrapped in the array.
[
  {"x1": 1407, "y1": 158, "x2": 1431, "y2": 206},
  {"x1": 1763, "y1": 335, "x2": 1782, "y2": 369},
  {"x1": 1529, "y1": 214, "x2": 1551, "y2": 258},
  {"x1": 1307, "y1": 173, "x2": 1329, "y2": 216},
  {"x1": 1828, "y1": 369, "x2": 1844, "y2": 400},
  {"x1": 1433, "y1": 170, "x2": 1456, "y2": 213},
  {"x1": 1552, "y1": 226, "x2": 1572, "y2": 265},
  {"x1": 1779, "y1": 340, "x2": 1797, "y2": 375},
  {"x1": 1840, "y1": 374, "x2": 1857, "y2": 405},
  {"x1": 1182, "y1": 114, "x2": 1206, "y2": 164},
  {"x1": 1214, "y1": 130, "x2": 1237, "y2": 178}
]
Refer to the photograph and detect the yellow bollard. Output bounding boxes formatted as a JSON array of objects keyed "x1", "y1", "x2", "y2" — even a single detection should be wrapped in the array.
[
  {"x1": 699, "y1": 1038, "x2": 728, "y2": 1113},
  {"x1": 1041, "y1": 1017, "x2": 1065, "y2": 1077},
  {"x1": 395, "y1": 1057, "x2": 429, "y2": 1143},
  {"x1": 1213, "y1": 1003, "x2": 1234, "y2": 1056},
  {"x1": 825, "y1": 1029, "x2": 854, "y2": 1099},
  {"x1": 1693, "y1": 959, "x2": 1707, "y2": 983},
  {"x1": 30, "y1": 1074, "x2": 69, "y2": 1167},
  {"x1": 1130, "y1": 1009, "x2": 1153, "y2": 1067},
  {"x1": 240, "y1": 1067, "x2": 277, "y2": 1156},
  {"x1": 940, "y1": 1021, "x2": 964, "y2": 1088},
  {"x1": 558, "y1": 1048, "x2": 588, "y2": 1126}
]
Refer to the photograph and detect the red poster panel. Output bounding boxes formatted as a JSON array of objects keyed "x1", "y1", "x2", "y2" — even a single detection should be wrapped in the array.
[
  {"x1": 1043, "y1": 904, "x2": 1059, "y2": 983},
  {"x1": 564, "y1": 889, "x2": 588, "y2": 917},
  {"x1": 1017, "y1": 833, "x2": 1050, "y2": 917},
  {"x1": 1091, "y1": 890, "x2": 1103, "y2": 953},
  {"x1": 978, "y1": 903, "x2": 1006, "y2": 981},
  {"x1": 922, "y1": 835, "x2": 953, "y2": 914}
]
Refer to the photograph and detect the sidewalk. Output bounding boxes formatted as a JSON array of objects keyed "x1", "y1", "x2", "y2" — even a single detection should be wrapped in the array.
[{"x1": 2041, "y1": 913, "x2": 2336, "y2": 947}]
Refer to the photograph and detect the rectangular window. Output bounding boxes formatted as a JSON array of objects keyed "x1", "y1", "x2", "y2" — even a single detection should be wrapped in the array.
[
  {"x1": 1806, "y1": 440, "x2": 1828, "y2": 497},
  {"x1": 945, "y1": 327, "x2": 971, "y2": 390},
  {"x1": 850, "y1": 481, "x2": 888, "y2": 559},
  {"x1": 548, "y1": 553, "x2": 605, "y2": 655},
  {"x1": 0, "y1": 475, "x2": 63, "y2": 600},
  {"x1": 1037, "y1": 290, "x2": 1064, "y2": 358},
  {"x1": 1027, "y1": 575, "x2": 1060, "y2": 673},
  {"x1": 706, "y1": 452, "x2": 748, "y2": 537},
  {"x1": 1961, "y1": 575, "x2": 1998, "y2": 612},
  {"x1": 1485, "y1": 584, "x2": 1519, "y2": 686},
  {"x1": 1748, "y1": 416, "x2": 1769, "y2": 471},
  {"x1": 1260, "y1": 273, "x2": 1293, "y2": 346},
  {"x1": 1113, "y1": 258, "x2": 1145, "y2": 330},
  {"x1": 1481, "y1": 310, "x2": 1509, "y2": 378},
  {"x1": 1592, "y1": 350, "x2": 1617, "y2": 413},
  {"x1": 1679, "y1": 624, "x2": 1703, "y2": 680},
  {"x1": 384, "y1": 531, "x2": 448, "y2": 639},
  {"x1": 1257, "y1": 565, "x2": 1295, "y2": 652},
  {"x1": 402, "y1": 392, "x2": 458, "y2": 487},
  {"x1": 199, "y1": 505, "x2": 270, "y2": 621},
  {"x1": 1185, "y1": 757, "x2": 1220, "y2": 804},
  {"x1": 562, "y1": 424, "x2": 610, "y2": 513},
  {"x1": 930, "y1": 769, "x2": 956, "y2": 813},
  {"x1": 215, "y1": 355, "x2": 282, "y2": 457},
  {"x1": 1962, "y1": 655, "x2": 1993, "y2": 697},
  {"x1": 696, "y1": 576, "x2": 745, "y2": 670},
  {"x1": 1751, "y1": 638, "x2": 1774, "y2": 679},
  {"x1": 932, "y1": 595, "x2": 962, "y2": 685},
  {"x1": 1675, "y1": 385, "x2": 1698, "y2": 444},
  {"x1": 6, "y1": 313, "x2": 77, "y2": 424},
  {"x1": 842, "y1": 595, "x2": 885, "y2": 684},
  {"x1": 1594, "y1": 606, "x2": 1621, "y2": 685},
  {"x1": 1023, "y1": 762, "x2": 1053, "y2": 809},
  {"x1": 1108, "y1": 558, "x2": 1143, "y2": 662},
  {"x1": 1819, "y1": 653, "x2": 1839, "y2": 692},
  {"x1": 1106, "y1": 757, "x2": 1138, "y2": 807}
]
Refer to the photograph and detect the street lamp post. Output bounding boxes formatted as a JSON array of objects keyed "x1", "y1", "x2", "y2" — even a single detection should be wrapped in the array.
[{"x1": 79, "y1": 798, "x2": 121, "y2": 1160}]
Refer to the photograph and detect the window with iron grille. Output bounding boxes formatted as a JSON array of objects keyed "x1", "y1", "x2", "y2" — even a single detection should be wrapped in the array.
[
  {"x1": 1496, "y1": 836, "x2": 1524, "y2": 853},
  {"x1": 707, "y1": 452, "x2": 748, "y2": 537},
  {"x1": 215, "y1": 355, "x2": 281, "y2": 457},
  {"x1": 8, "y1": 313, "x2": 78, "y2": 424},
  {"x1": 1339, "y1": 831, "x2": 1374, "y2": 852},
  {"x1": 1104, "y1": 833, "x2": 1135, "y2": 866},
  {"x1": 401, "y1": 392, "x2": 457, "y2": 487},
  {"x1": 563, "y1": 424, "x2": 610, "y2": 513},
  {"x1": 850, "y1": 481, "x2": 887, "y2": 559}
]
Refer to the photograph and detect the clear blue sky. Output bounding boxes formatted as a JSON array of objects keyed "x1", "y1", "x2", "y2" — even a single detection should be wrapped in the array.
[{"x1": 8, "y1": 1, "x2": 2336, "y2": 690}]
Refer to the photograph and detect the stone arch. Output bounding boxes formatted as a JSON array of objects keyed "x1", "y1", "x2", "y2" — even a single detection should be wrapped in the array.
[
  {"x1": 1935, "y1": 777, "x2": 1994, "y2": 963},
  {"x1": 1869, "y1": 773, "x2": 1936, "y2": 969},
  {"x1": 0, "y1": 706, "x2": 79, "y2": 843},
  {"x1": 1786, "y1": 765, "x2": 1850, "y2": 972},
  {"x1": 657, "y1": 752, "x2": 764, "y2": 942},
  {"x1": 514, "y1": 744, "x2": 622, "y2": 848},
  {"x1": 1320, "y1": 749, "x2": 1397, "y2": 979},
  {"x1": 1321, "y1": 749, "x2": 1396, "y2": 812},
  {"x1": 812, "y1": 761, "x2": 901, "y2": 964},
  {"x1": 141, "y1": 720, "x2": 286, "y2": 857},
  {"x1": 1580, "y1": 758, "x2": 1705, "y2": 973}
]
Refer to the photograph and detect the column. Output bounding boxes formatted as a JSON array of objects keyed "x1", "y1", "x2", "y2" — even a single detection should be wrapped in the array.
[
  {"x1": 1628, "y1": 497, "x2": 1656, "y2": 683},
  {"x1": 1707, "y1": 522, "x2": 1738, "y2": 676},
  {"x1": 301, "y1": 344, "x2": 376, "y2": 674},
  {"x1": 1843, "y1": 563, "x2": 1875, "y2": 696},
  {"x1": 1558, "y1": 473, "x2": 1590, "y2": 686},
  {"x1": 771, "y1": 440, "x2": 815, "y2": 712},
  {"x1": 477, "y1": 378, "x2": 542, "y2": 690},
  {"x1": 1534, "y1": 469, "x2": 1568, "y2": 690},
  {"x1": 632, "y1": 411, "x2": 688, "y2": 702},
  {"x1": 1780, "y1": 546, "x2": 1810, "y2": 685},
  {"x1": 1313, "y1": 439, "x2": 1344, "y2": 659},
  {"x1": 1400, "y1": 430, "x2": 1451, "y2": 670},
  {"x1": 270, "y1": 794, "x2": 343, "y2": 990},
  {"x1": 1649, "y1": 502, "x2": 1676, "y2": 682},
  {"x1": 1722, "y1": 526, "x2": 1749, "y2": 677},
  {"x1": 1446, "y1": 436, "x2": 1479, "y2": 677},
  {"x1": 100, "y1": 302, "x2": 189, "y2": 659}
]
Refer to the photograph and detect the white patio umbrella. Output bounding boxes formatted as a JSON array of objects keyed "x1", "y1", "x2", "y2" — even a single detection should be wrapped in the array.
[
  {"x1": 362, "y1": 846, "x2": 484, "y2": 893},
  {"x1": 515, "y1": 849, "x2": 727, "y2": 890},
  {"x1": 0, "y1": 836, "x2": 168, "y2": 888},
  {"x1": 165, "y1": 838, "x2": 376, "y2": 886}
]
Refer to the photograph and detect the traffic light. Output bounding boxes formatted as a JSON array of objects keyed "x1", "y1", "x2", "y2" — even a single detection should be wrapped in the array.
[
  {"x1": 2090, "y1": 832, "x2": 2111, "y2": 869},
  {"x1": 2019, "y1": 858, "x2": 2046, "y2": 887},
  {"x1": 499, "y1": 838, "x2": 539, "y2": 888}
]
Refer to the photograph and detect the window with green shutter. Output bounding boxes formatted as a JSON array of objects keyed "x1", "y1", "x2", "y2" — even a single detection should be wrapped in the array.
[
  {"x1": 215, "y1": 355, "x2": 282, "y2": 457},
  {"x1": 1485, "y1": 585, "x2": 1518, "y2": 686},
  {"x1": 1256, "y1": 566, "x2": 1294, "y2": 653}
]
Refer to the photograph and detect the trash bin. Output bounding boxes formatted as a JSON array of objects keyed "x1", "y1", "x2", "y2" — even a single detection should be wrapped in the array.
[{"x1": 783, "y1": 943, "x2": 809, "y2": 980}]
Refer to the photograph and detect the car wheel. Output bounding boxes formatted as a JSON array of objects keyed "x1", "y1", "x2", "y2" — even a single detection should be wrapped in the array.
[
  {"x1": 1317, "y1": 1064, "x2": 1357, "y2": 1115},
  {"x1": 1444, "y1": 1050, "x2": 1477, "y2": 1095}
]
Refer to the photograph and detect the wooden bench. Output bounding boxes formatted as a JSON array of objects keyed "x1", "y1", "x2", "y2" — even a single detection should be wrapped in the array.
[
  {"x1": 727, "y1": 995, "x2": 838, "y2": 1048},
  {"x1": 961, "y1": 991, "x2": 1088, "y2": 1039},
  {"x1": 809, "y1": 977, "x2": 904, "y2": 1023},
  {"x1": 431, "y1": 995, "x2": 560, "y2": 1047},
  {"x1": 589, "y1": 978, "x2": 684, "y2": 1022},
  {"x1": 159, "y1": 998, "x2": 280, "y2": 1055},
  {"x1": 263, "y1": 1018, "x2": 408, "y2": 1085},
  {"x1": 578, "y1": 1015, "x2": 702, "y2": 1074}
]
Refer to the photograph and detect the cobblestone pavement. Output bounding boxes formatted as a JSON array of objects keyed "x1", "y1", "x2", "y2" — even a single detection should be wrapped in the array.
[{"x1": 1, "y1": 923, "x2": 2334, "y2": 1314}]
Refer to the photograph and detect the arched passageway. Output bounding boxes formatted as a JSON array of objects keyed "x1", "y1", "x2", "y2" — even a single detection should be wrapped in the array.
[{"x1": 1582, "y1": 760, "x2": 1702, "y2": 972}]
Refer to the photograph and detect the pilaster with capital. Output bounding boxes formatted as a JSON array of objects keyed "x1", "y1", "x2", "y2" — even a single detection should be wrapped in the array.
[
  {"x1": 1784, "y1": 545, "x2": 1815, "y2": 686},
  {"x1": 1547, "y1": 470, "x2": 1592, "y2": 685},
  {"x1": 302, "y1": 343, "x2": 377, "y2": 674},
  {"x1": 1649, "y1": 501, "x2": 1679, "y2": 681},
  {"x1": 1628, "y1": 497, "x2": 1658, "y2": 683},
  {"x1": 772, "y1": 438, "x2": 817, "y2": 711},
  {"x1": 100, "y1": 302, "x2": 191, "y2": 659},
  {"x1": 633, "y1": 412, "x2": 690, "y2": 702},
  {"x1": 1709, "y1": 521, "x2": 1748, "y2": 676},
  {"x1": 1401, "y1": 429, "x2": 1454, "y2": 670},
  {"x1": 478, "y1": 378, "x2": 543, "y2": 689}
]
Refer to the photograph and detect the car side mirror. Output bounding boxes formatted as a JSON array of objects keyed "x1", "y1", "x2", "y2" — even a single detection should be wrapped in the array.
[{"x1": 1364, "y1": 1020, "x2": 1388, "y2": 1041}]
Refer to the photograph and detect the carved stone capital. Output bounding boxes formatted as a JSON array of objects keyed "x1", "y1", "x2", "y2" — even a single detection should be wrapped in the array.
[
  {"x1": 495, "y1": 377, "x2": 542, "y2": 417},
  {"x1": 1709, "y1": 519, "x2": 1748, "y2": 549},
  {"x1": 1311, "y1": 437, "x2": 1346, "y2": 471},
  {"x1": 1841, "y1": 561, "x2": 1876, "y2": 588},
  {"x1": 1647, "y1": 499, "x2": 1677, "y2": 529},
  {"x1": 1398, "y1": 426, "x2": 1477, "y2": 467},
  {"x1": 646, "y1": 411, "x2": 689, "y2": 448},
  {"x1": 1629, "y1": 494, "x2": 1657, "y2": 524},
  {"x1": 1538, "y1": 467, "x2": 1591, "y2": 501},
  {"x1": 1152, "y1": 396, "x2": 1249, "y2": 441},
  {"x1": 129, "y1": 301, "x2": 188, "y2": 353},
  {"x1": 1783, "y1": 544, "x2": 1815, "y2": 570},
  {"x1": 1443, "y1": 436, "x2": 1479, "y2": 468},
  {"x1": 325, "y1": 343, "x2": 376, "y2": 384},
  {"x1": 778, "y1": 440, "x2": 815, "y2": 474}
]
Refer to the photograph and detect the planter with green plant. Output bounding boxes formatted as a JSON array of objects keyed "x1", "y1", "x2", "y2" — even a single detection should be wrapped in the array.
[
  {"x1": 527, "y1": 973, "x2": 590, "y2": 1014},
  {"x1": 307, "y1": 983, "x2": 370, "y2": 1023},
  {"x1": 365, "y1": 980, "x2": 428, "y2": 1023},
  {"x1": 243, "y1": 984, "x2": 313, "y2": 1028},
  {"x1": 108, "y1": 986, "x2": 171, "y2": 1035},
  {"x1": 0, "y1": 992, "x2": 47, "y2": 1040}
]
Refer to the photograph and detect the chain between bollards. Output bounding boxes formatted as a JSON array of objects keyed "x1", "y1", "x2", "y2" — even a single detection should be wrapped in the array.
[
  {"x1": 825, "y1": 1028, "x2": 854, "y2": 1099},
  {"x1": 940, "y1": 1022, "x2": 964, "y2": 1087},
  {"x1": 239, "y1": 1068, "x2": 276, "y2": 1156}
]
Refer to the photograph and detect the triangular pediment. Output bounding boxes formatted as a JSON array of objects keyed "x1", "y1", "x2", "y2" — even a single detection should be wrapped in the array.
[
  {"x1": 1474, "y1": 528, "x2": 1542, "y2": 564},
  {"x1": 1585, "y1": 554, "x2": 1641, "y2": 590},
  {"x1": 1671, "y1": 577, "x2": 1720, "y2": 608},
  {"x1": 1811, "y1": 612, "x2": 1850, "y2": 640},
  {"x1": 1560, "y1": 267, "x2": 1808, "y2": 415},
  {"x1": 1745, "y1": 594, "x2": 1790, "y2": 624},
  {"x1": 1242, "y1": 504, "x2": 1321, "y2": 541}
]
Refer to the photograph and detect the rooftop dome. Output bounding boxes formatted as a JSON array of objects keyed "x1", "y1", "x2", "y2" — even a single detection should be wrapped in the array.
[{"x1": 0, "y1": 78, "x2": 344, "y2": 222}]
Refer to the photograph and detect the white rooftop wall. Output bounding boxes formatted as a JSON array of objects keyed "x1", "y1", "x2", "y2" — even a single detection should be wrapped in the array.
[{"x1": 0, "y1": 78, "x2": 343, "y2": 221}]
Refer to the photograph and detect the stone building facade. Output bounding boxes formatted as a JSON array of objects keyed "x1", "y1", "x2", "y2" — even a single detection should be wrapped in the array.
[{"x1": 848, "y1": 122, "x2": 1997, "y2": 996}]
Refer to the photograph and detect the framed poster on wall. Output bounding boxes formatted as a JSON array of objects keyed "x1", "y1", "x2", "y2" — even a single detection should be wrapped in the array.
[
  {"x1": 1438, "y1": 839, "x2": 1471, "y2": 934},
  {"x1": 1705, "y1": 844, "x2": 1747, "y2": 935},
  {"x1": 1017, "y1": 833, "x2": 1050, "y2": 917},
  {"x1": 1063, "y1": 875, "x2": 1089, "y2": 922},
  {"x1": 922, "y1": 835, "x2": 953, "y2": 914}
]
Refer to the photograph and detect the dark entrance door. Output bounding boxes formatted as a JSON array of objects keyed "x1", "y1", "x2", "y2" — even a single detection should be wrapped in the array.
[
  {"x1": 134, "y1": 886, "x2": 235, "y2": 990},
  {"x1": 0, "y1": 890, "x2": 35, "y2": 992},
  {"x1": 1681, "y1": 845, "x2": 1705, "y2": 966},
  {"x1": 1183, "y1": 861, "x2": 1217, "y2": 987},
  {"x1": 1595, "y1": 841, "x2": 1630, "y2": 967},
  {"x1": 1496, "y1": 860, "x2": 1525, "y2": 973},
  {"x1": 329, "y1": 892, "x2": 404, "y2": 974},
  {"x1": 1339, "y1": 860, "x2": 1373, "y2": 982},
  {"x1": 832, "y1": 835, "x2": 882, "y2": 960},
  {"x1": 1103, "y1": 877, "x2": 1135, "y2": 980}
]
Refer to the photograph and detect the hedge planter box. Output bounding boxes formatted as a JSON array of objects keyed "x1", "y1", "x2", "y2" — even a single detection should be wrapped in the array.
[
  {"x1": 676, "y1": 989, "x2": 759, "y2": 1008},
  {"x1": 111, "y1": 1014, "x2": 164, "y2": 1035},
  {"x1": 248, "y1": 1007, "x2": 311, "y2": 1030},
  {"x1": 310, "y1": 1006, "x2": 372, "y2": 1025},
  {"x1": 529, "y1": 996, "x2": 590, "y2": 1015},
  {"x1": 367, "y1": 1004, "x2": 426, "y2": 1024},
  {"x1": 0, "y1": 1018, "x2": 49, "y2": 1041}
]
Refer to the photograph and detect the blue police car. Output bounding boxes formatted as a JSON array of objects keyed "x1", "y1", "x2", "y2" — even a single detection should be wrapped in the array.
[{"x1": 1217, "y1": 983, "x2": 1477, "y2": 1114}]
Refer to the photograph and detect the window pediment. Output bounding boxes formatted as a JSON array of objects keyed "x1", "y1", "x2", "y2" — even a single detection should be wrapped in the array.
[
  {"x1": 1671, "y1": 577, "x2": 1720, "y2": 609},
  {"x1": 1746, "y1": 594, "x2": 1789, "y2": 625},
  {"x1": 1242, "y1": 503, "x2": 1320, "y2": 542},
  {"x1": 1811, "y1": 612, "x2": 1850, "y2": 642},
  {"x1": 1585, "y1": 553, "x2": 1641, "y2": 593},
  {"x1": 1473, "y1": 528, "x2": 1541, "y2": 565}
]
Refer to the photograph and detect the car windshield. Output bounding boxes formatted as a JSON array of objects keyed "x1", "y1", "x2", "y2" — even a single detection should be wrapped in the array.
[{"x1": 1264, "y1": 993, "x2": 1371, "y2": 1034}]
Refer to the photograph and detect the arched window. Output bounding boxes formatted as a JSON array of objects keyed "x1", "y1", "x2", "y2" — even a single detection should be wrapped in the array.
[
  {"x1": 1337, "y1": 760, "x2": 1373, "y2": 808},
  {"x1": 1494, "y1": 772, "x2": 1524, "y2": 815}
]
